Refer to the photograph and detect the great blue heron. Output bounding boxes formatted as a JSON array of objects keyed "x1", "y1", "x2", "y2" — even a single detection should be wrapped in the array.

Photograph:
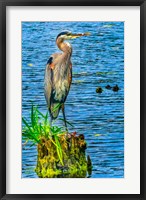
[{"x1": 44, "y1": 31, "x2": 89, "y2": 131}]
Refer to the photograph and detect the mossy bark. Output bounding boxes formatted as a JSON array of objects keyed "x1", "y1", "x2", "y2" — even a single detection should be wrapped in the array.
[{"x1": 35, "y1": 133, "x2": 92, "y2": 178}]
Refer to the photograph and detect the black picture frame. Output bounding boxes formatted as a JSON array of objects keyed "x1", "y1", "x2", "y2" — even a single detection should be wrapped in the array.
[{"x1": 0, "y1": 0, "x2": 145, "y2": 199}]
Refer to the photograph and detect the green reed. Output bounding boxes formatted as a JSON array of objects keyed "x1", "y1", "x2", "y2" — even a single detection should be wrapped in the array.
[{"x1": 22, "y1": 105, "x2": 65, "y2": 165}]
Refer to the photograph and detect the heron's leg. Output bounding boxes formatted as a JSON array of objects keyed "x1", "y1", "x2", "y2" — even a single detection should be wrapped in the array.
[
  {"x1": 48, "y1": 108, "x2": 52, "y2": 127},
  {"x1": 50, "y1": 117, "x2": 52, "y2": 127},
  {"x1": 61, "y1": 104, "x2": 68, "y2": 132},
  {"x1": 49, "y1": 116, "x2": 53, "y2": 137}
]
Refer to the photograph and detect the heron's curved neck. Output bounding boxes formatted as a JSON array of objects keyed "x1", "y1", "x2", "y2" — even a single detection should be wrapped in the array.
[{"x1": 56, "y1": 38, "x2": 72, "y2": 55}]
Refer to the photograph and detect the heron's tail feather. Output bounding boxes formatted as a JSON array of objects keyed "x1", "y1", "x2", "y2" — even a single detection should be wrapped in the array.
[{"x1": 50, "y1": 103, "x2": 62, "y2": 120}]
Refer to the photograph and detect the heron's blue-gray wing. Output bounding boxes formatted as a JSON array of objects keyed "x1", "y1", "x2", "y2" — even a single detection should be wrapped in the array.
[
  {"x1": 44, "y1": 56, "x2": 54, "y2": 108},
  {"x1": 44, "y1": 54, "x2": 63, "y2": 120}
]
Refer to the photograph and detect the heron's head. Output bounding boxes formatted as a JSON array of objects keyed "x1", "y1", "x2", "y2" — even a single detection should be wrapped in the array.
[{"x1": 56, "y1": 31, "x2": 90, "y2": 41}]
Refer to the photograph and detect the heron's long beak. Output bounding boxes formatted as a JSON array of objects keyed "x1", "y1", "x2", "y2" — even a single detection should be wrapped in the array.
[{"x1": 70, "y1": 32, "x2": 90, "y2": 39}]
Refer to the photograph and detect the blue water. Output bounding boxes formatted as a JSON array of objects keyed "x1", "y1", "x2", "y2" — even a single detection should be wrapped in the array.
[{"x1": 22, "y1": 22, "x2": 124, "y2": 178}]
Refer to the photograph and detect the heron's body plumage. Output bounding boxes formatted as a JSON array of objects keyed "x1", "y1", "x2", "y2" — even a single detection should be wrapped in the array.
[{"x1": 44, "y1": 42, "x2": 72, "y2": 120}]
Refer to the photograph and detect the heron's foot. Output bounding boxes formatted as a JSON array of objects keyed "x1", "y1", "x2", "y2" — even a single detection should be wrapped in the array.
[
  {"x1": 66, "y1": 133, "x2": 71, "y2": 139},
  {"x1": 65, "y1": 131, "x2": 77, "y2": 139},
  {"x1": 65, "y1": 129, "x2": 72, "y2": 138},
  {"x1": 65, "y1": 131, "x2": 69, "y2": 138}
]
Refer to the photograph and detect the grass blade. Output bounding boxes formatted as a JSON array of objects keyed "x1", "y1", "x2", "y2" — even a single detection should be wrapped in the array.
[
  {"x1": 31, "y1": 105, "x2": 34, "y2": 128},
  {"x1": 52, "y1": 103, "x2": 62, "y2": 112},
  {"x1": 22, "y1": 117, "x2": 33, "y2": 134}
]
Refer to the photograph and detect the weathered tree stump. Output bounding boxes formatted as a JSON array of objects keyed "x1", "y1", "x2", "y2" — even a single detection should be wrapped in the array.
[{"x1": 35, "y1": 133, "x2": 92, "y2": 178}]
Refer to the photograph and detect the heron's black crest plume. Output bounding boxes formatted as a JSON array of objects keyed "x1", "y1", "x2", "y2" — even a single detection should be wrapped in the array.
[{"x1": 56, "y1": 31, "x2": 71, "y2": 39}]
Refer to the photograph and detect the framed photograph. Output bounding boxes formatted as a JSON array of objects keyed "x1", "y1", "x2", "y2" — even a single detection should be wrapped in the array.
[{"x1": 0, "y1": 0, "x2": 145, "y2": 199}]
